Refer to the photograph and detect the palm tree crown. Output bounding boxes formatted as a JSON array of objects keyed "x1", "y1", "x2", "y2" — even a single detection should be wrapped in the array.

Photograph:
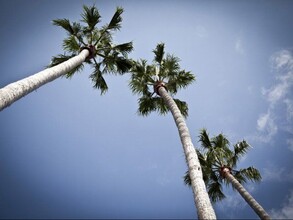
[
  {"x1": 50, "y1": 5, "x2": 133, "y2": 94},
  {"x1": 184, "y1": 129, "x2": 262, "y2": 203},
  {"x1": 129, "y1": 43, "x2": 195, "y2": 116}
]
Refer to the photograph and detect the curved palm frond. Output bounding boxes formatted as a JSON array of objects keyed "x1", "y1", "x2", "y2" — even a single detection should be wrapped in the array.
[
  {"x1": 230, "y1": 140, "x2": 251, "y2": 167},
  {"x1": 112, "y1": 42, "x2": 134, "y2": 56},
  {"x1": 107, "y1": 7, "x2": 123, "y2": 31},
  {"x1": 52, "y1": 18, "x2": 74, "y2": 35},
  {"x1": 167, "y1": 70, "x2": 195, "y2": 95},
  {"x1": 137, "y1": 95, "x2": 157, "y2": 116},
  {"x1": 153, "y1": 43, "x2": 165, "y2": 65},
  {"x1": 81, "y1": 5, "x2": 101, "y2": 31},
  {"x1": 199, "y1": 129, "x2": 212, "y2": 150},
  {"x1": 62, "y1": 35, "x2": 81, "y2": 53},
  {"x1": 207, "y1": 179, "x2": 226, "y2": 203},
  {"x1": 90, "y1": 63, "x2": 108, "y2": 94},
  {"x1": 233, "y1": 167, "x2": 261, "y2": 184}
]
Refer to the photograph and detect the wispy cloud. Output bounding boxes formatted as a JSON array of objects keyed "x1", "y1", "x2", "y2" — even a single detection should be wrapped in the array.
[
  {"x1": 287, "y1": 139, "x2": 293, "y2": 152},
  {"x1": 256, "y1": 111, "x2": 277, "y2": 143},
  {"x1": 235, "y1": 37, "x2": 245, "y2": 55},
  {"x1": 263, "y1": 164, "x2": 293, "y2": 183},
  {"x1": 256, "y1": 49, "x2": 293, "y2": 143},
  {"x1": 270, "y1": 190, "x2": 293, "y2": 219},
  {"x1": 194, "y1": 25, "x2": 208, "y2": 38}
]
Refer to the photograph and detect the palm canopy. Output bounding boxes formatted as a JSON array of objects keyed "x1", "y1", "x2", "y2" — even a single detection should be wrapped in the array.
[
  {"x1": 129, "y1": 43, "x2": 195, "y2": 117},
  {"x1": 50, "y1": 5, "x2": 133, "y2": 94},
  {"x1": 184, "y1": 129, "x2": 261, "y2": 203}
]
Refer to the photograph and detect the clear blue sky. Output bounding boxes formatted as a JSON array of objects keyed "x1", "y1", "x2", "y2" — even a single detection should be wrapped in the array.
[{"x1": 0, "y1": 0, "x2": 293, "y2": 219}]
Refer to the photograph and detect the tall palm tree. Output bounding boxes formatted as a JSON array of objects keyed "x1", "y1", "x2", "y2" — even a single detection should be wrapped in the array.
[
  {"x1": 129, "y1": 43, "x2": 216, "y2": 219},
  {"x1": 184, "y1": 129, "x2": 270, "y2": 220},
  {"x1": 0, "y1": 5, "x2": 133, "y2": 111}
]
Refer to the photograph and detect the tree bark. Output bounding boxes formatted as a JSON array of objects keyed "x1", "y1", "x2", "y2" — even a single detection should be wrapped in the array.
[
  {"x1": 0, "y1": 49, "x2": 90, "y2": 111},
  {"x1": 158, "y1": 86, "x2": 216, "y2": 219},
  {"x1": 223, "y1": 168, "x2": 270, "y2": 220}
]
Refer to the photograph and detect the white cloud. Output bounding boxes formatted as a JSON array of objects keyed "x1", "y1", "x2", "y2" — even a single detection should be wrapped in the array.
[
  {"x1": 256, "y1": 49, "x2": 293, "y2": 143},
  {"x1": 271, "y1": 50, "x2": 293, "y2": 70},
  {"x1": 287, "y1": 139, "x2": 293, "y2": 152},
  {"x1": 256, "y1": 111, "x2": 277, "y2": 142},
  {"x1": 270, "y1": 190, "x2": 293, "y2": 219},
  {"x1": 194, "y1": 25, "x2": 208, "y2": 38},
  {"x1": 235, "y1": 38, "x2": 245, "y2": 55},
  {"x1": 263, "y1": 165, "x2": 293, "y2": 183},
  {"x1": 284, "y1": 99, "x2": 293, "y2": 122}
]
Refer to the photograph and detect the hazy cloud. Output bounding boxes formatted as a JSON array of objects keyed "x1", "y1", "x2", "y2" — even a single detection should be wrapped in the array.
[
  {"x1": 256, "y1": 111, "x2": 277, "y2": 143},
  {"x1": 256, "y1": 50, "x2": 293, "y2": 143},
  {"x1": 235, "y1": 38, "x2": 245, "y2": 55},
  {"x1": 270, "y1": 190, "x2": 293, "y2": 219},
  {"x1": 287, "y1": 139, "x2": 293, "y2": 152},
  {"x1": 194, "y1": 25, "x2": 208, "y2": 38}
]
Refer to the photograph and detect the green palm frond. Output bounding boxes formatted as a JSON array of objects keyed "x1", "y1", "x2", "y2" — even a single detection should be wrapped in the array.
[
  {"x1": 161, "y1": 54, "x2": 180, "y2": 78},
  {"x1": 230, "y1": 140, "x2": 251, "y2": 166},
  {"x1": 62, "y1": 35, "x2": 80, "y2": 53},
  {"x1": 137, "y1": 95, "x2": 157, "y2": 116},
  {"x1": 167, "y1": 70, "x2": 195, "y2": 94},
  {"x1": 153, "y1": 43, "x2": 165, "y2": 65},
  {"x1": 234, "y1": 167, "x2": 261, "y2": 184},
  {"x1": 90, "y1": 63, "x2": 108, "y2": 94},
  {"x1": 81, "y1": 5, "x2": 101, "y2": 31},
  {"x1": 173, "y1": 98, "x2": 188, "y2": 118},
  {"x1": 199, "y1": 129, "x2": 212, "y2": 150},
  {"x1": 107, "y1": 7, "x2": 123, "y2": 31},
  {"x1": 207, "y1": 181, "x2": 226, "y2": 203},
  {"x1": 112, "y1": 42, "x2": 134, "y2": 56},
  {"x1": 52, "y1": 18, "x2": 74, "y2": 35},
  {"x1": 49, "y1": 54, "x2": 84, "y2": 78},
  {"x1": 153, "y1": 97, "x2": 169, "y2": 115},
  {"x1": 99, "y1": 51, "x2": 132, "y2": 75}
]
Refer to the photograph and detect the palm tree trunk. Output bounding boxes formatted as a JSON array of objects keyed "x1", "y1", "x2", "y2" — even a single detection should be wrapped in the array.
[
  {"x1": 223, "y1": 168, "x2": 270, "y2": 220},
  {"x1": 158, "y1": 86, "x2": 216, "y2": 219},
  {"x1": 0, "y1": 49, "x2": 90, "y2": 111}
]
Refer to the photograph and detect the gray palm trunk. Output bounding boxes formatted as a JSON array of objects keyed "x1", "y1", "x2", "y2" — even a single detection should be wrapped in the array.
[
  {"x1": 158, "y1": 86, "x2": 216, "y2": 219},
  {"x1": 222, "y1": 168, "x2": 270, "y2": 220},
  {"x1": 0, "y1": 49, "x2": 90, "y2": 111}
]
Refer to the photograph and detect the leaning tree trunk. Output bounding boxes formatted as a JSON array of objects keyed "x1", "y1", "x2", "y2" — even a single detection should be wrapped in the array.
[
  {"x1": 222, "y1": 168, "x2": 270, "y2": 220},
  {"x1": 158, "y1": 86, "x2": 216, "y2": 219},
  {"x1": 0, "y1": 49, "x2": 90, "y2": 111}
]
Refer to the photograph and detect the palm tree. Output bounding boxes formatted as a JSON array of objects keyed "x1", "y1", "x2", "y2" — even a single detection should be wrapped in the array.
[
  {"x1": 129, "y1": 43, "x2": 216, "y2": 219},
  {"x1": 184, "y1": 129, "x2": 270, "y2": 220},
  {"x1": 0, "y1": 5, "x2": 133, "y2": 111}
]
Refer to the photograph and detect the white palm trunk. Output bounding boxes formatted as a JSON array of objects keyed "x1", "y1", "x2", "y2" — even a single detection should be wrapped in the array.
[
  {"x1": 223, "y1": 168, "x2": 270, "y2": 220},
  {"x1": 0, "y1": 49, "x2": 90, "y2": 111},
  {"x1": 158, "y1": 86, "x2": 216, "y2": 219}
]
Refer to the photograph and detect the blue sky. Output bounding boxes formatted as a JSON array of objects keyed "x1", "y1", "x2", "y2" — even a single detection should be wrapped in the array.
[{"x1": 0, "y1": 0, "x2": 293, "y2": 219}]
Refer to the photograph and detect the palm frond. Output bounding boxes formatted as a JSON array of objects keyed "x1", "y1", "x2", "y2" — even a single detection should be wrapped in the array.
[
  {"x1": 153, "y1": 97, "x2": 169, "y2": 115},
  {"x1": 52, "y1": 18, "x2": 74, "y2": 35},
  {"x1": 62, "y1": 35, "x2": 80, "y2": 53},
  {"x1": 207, "y1": 181, "x2": 226, "y2": 203},
  {"x1": 153, "y1": 43, "x2": 165, "y2": 65},
  {"x1": 49, "y1": 54, "x2": 84, "y2": 78},
  {"x1": 173, "y1": 98, "x2": 189, "y2": 118},
  {"x1": 90, "y1": 63, "x2": 108, "y2": 94},
  {"x1": 199, "y1": 129, "x2": 212, "y2": 150},
  {"x1": 230, "y1": 140, "x2": 251, "y2": 166},
  {"x1": 107, "y1": 7, "x2": 123, "y2": 31},
  {"x1": 167, "y1": 70, "x2": 195, "y2": 95},
  {"x1": 233, "y1": 167, "x2": 261, "y2": 184},
  {"x1": 137, "y1": 95, "x2": 157, "y2": 116},
  {"x1": 211, "y1": 133, "x2": 230, "y2": 149},
  {"x1": 81, "y1": 5, "x2": 101, "y2": 30},
  {"x1": 112, "y1": 42, "x2": 134, "y2": 56}
]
